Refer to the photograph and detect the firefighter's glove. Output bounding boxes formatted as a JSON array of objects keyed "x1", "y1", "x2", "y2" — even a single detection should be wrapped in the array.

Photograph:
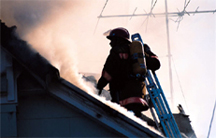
[
  {"x1": 97, "y1": 76, "x2": 108, "y2": 95},
  {"x1": 98, "y1": 89, "x2": 102, "y2": 95}
]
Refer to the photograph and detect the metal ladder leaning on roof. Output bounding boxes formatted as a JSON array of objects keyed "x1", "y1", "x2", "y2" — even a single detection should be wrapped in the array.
[{"x1": 131, "y1": 33, "x2": 182, "y2": 138}]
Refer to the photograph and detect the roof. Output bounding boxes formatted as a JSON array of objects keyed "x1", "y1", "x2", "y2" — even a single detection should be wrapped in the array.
[{"x1": 1, "y1": 20, "x2": 163, "y2": 137}]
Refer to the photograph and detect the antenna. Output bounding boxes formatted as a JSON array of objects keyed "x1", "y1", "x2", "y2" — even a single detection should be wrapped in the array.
[
  {"x1": 170, "y1": 0, "x2": 191, "y2": 31},
  {"x1": 94, "y1": 0, "x2": 109, "y2": 34},
  {"x1": 141, "y1": 0, "x2": 158, "y2": 32},
  {"x1": 97, "y1": 0, "x2": 216, "y2": 107},
  {"x1": 129, "y1": 7, "x2": 137, "y2": 20}
]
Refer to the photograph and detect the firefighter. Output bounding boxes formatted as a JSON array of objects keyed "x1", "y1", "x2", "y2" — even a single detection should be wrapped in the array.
[{"x1": 97, "y1": 27, "x2": 149, "y2": 117}]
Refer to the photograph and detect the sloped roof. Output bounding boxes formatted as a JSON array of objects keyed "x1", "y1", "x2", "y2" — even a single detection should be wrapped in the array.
[{"x1": 1, "y1": 20, "x2": 163, "y2": 138}]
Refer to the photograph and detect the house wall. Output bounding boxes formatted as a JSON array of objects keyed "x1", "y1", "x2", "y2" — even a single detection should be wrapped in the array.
[
  {"x1": 17, "y1": 87, "x2": 123, "y2": 137},
  {"x1": 1, "y1": 104, "x2": 17, "y2": 137},
  {"x1": 1, "y1": 48, "x2": 123, "y2": 137},
  {"x1": 1, "y1": 48, "x2": 18, "y2": 137}
]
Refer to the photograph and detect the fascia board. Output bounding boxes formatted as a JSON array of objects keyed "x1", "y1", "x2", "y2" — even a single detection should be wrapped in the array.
[{"x1": 47, "y1": 78, "x2": 163, "y2": 138}]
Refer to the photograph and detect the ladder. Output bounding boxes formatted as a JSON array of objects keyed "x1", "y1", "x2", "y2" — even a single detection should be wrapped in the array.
[{"x1": 132, "y1": 33, "x2": 182, "y2": 138}]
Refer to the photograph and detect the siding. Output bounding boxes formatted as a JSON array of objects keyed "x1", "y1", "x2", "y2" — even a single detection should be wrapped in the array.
[{"x1": 17, "y1": 90, "x2": 123, "y2": 137}]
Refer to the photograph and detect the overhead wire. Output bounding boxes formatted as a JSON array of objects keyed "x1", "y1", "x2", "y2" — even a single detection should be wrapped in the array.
[
  {"x1": 207, "y1": 99, "x2": 216, "y2": 138},
  {"x1": 171, "y1": 56, "x2": 188, "y2": 110}
]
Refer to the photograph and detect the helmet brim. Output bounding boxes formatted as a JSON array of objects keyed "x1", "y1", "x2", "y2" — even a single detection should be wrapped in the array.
[{"x1": 107, "y1": 36, "x2": 131, "y2": 43}]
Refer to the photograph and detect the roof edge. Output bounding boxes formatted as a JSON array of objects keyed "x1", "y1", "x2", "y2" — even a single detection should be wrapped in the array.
[{"x1": 47, "y1": 78, "x2": 163, "y2": 138}]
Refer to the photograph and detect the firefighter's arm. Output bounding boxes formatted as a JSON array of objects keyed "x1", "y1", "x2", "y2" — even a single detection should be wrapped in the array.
[
  {"x1": 144, "y1": 44, "x2": 157, "y2": 57},
  {"x1": 97, "y1": 70, "x2": 112, "y2": 95},
  {"x1": 97, "y1": 49, "x2": 118, "y2": 95},
  {"x1": 144, "y1": 44, "x2": 161, "y2": 71}
]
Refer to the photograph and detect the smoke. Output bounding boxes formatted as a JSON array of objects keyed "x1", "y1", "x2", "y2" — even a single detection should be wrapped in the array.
[{"x1": 1, "y1": 0, "x2": 98, "y2": 93}]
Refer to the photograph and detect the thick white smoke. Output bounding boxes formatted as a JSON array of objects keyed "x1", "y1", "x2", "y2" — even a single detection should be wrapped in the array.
[
  {"x1": 1, "y1": 0, "x2": 98, "y2": 94},
  {"x1": 22, "y1": 10, "x2": 98, "y2": 94}
]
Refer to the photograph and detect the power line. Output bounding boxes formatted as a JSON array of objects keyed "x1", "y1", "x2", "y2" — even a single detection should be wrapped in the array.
[
  {"x1": 171, "y1": 56, "x2": 188, "y2": 110},
  {"x1": 207, "y1": 99, "x2": 216, "y2": 138}
]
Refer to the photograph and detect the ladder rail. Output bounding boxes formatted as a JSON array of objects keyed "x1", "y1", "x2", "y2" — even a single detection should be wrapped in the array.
[
  {"x1": 146, "y1": 71, "x2": 172, "y2": 137},
  {"x1": 153, "y1": 72, "x2": 182, "y2": 137},
  {"x1": 149, "y1": 107, "x2": 163, "y2": 133},
  {"x1": 131, "y1": 33, "x2": 182, "y2": 138},
  {"x1": 146, "y1": 70, "x2": 181, "y2": 138}
]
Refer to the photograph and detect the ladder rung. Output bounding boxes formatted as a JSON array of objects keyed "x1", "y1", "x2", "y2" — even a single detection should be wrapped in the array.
[
  {"x1": 159, "y1": 114, "x2": 172, "y2": 121},
  {"x1": 149, "y1": 90, "x2": 159, "y2": 98}
]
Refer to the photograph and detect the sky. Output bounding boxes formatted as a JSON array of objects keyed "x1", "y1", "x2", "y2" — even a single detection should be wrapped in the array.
[{"x1": 1, "y1": 0, "x2": 215, "y2": 137}]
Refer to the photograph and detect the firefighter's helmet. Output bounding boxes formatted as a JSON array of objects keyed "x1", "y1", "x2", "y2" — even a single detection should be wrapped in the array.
[{"x1": 107, "y1": 27, "x2": 130, "y2": 42}]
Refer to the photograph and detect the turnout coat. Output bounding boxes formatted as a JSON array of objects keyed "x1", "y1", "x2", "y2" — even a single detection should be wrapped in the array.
[{"x1": 97, "y1": 42, "x2": 160, "y2": 116}]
